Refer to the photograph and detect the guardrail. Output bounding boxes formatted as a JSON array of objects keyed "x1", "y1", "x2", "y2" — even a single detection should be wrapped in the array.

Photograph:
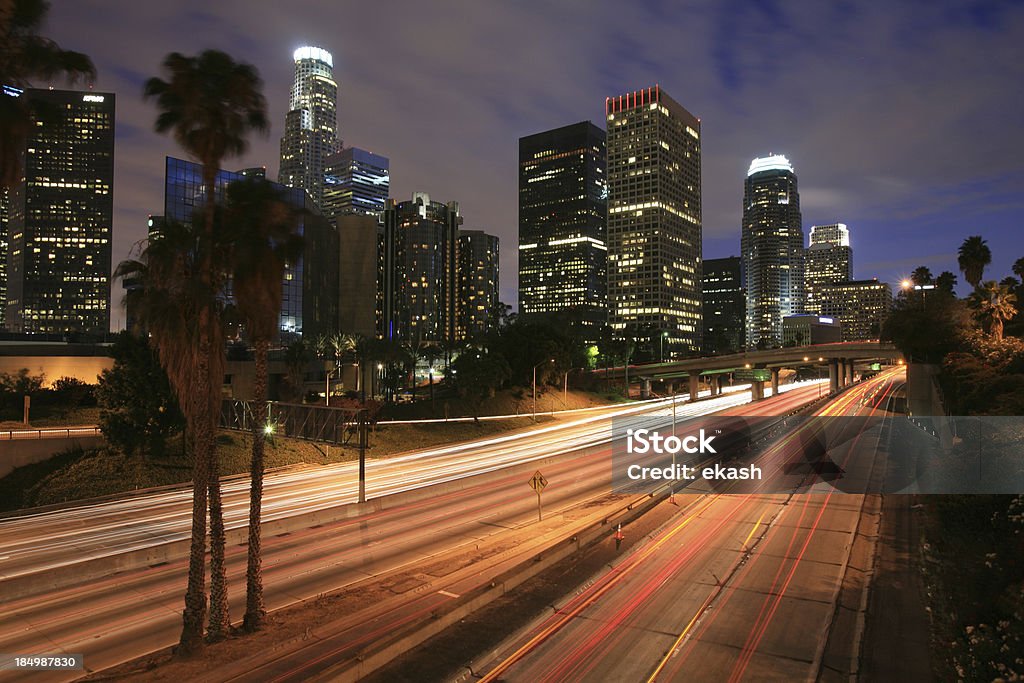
[{"x1": 0, "y1": 427, "x2": 101, "y2": 441}]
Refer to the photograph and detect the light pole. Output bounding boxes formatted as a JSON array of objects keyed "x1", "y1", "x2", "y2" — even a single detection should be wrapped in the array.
[
  {"x1": 660, "y1": 330, "x2": 668, "y2": 363},
  {"x1": 563, "y1": 367, "x2": 584, "y2": 406},
  {"x1": 533, "y1": 359, "x2": 553, "y2": 422}
]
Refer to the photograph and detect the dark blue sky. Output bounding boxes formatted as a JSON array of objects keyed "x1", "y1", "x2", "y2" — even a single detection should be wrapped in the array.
[{"x1": 44, "y1": 1, "x2": 1024, "y2": 326}]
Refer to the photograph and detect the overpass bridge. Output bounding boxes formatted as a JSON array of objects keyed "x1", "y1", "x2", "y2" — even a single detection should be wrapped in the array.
[{"x1": 593, "y1": 342, "x2": 902, "y2": 401}]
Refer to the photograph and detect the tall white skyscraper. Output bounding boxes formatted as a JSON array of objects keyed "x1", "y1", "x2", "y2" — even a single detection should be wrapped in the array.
[
  {"x1": 279, "y1": 46, "x2": 340, "y2": 209},
  {"x1": 742, "y1": 154, "x2": 804, "y2": 349}
]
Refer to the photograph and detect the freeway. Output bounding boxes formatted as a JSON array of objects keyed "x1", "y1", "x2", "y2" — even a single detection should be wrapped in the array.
[
  {"x1": 472, "y1": 368, "x2": 903, "y2": 682},
  {"x1": 0, "y1": 384, "x2": 781, "y2": 593},
  {"x1": 0, "y1": 381, "x2": 822, "y2": 682}
]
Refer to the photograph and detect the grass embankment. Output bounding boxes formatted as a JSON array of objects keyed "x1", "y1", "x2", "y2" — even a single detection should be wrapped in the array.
[
  {"x1": 0, "y1": 406, "x2": 100, "y2": 430},
  {"x1": 0, "y1": 416, "x2": 545, "y2": 513}
]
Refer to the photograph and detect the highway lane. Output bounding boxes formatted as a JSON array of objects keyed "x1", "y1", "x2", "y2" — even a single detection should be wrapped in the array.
[
  {"x1": 0, "y1": 383, "x2": 812, "y2": 592},
  {"x1": 473, "y1": 369, "x2": 902, "y2": 682},
  {"x1": 0, "y1": 383, "x2": 822, "y2": 682}
]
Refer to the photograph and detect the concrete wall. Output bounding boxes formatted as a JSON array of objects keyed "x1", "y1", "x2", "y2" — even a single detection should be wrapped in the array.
[{"x1": 0, "y1": 435, "x2": 104, "y2": 478}]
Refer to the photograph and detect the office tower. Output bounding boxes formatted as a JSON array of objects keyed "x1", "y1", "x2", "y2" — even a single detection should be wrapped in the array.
[
  {"x1": 0, "y1": 188, "x2": 7, "y2": 329},
  {"x1": 818, "y1": 279, "x2": 892, "y2": 341},
  {"x1": 518, "y1": 121, "x2": 606, "y2": 343},
  {"x1": 606, "y1": 86, "x2": 702, "y2": 356},
  {"x1": 163, "y1": 157, "x2": 338, "y2": 340},
  {"x1": 278, "y1": 46, "x2": 340, "y2": 209},
  {"x1": 382, "y1": 193, "x2": 461, "y2": 345},
  {"x1": 323, "y1": 147, "x2": 390, "y2": 218},
  {"x1": 782, "y1": 314, "x2": 842, "y2": 346},
  {"x1": 458, "y1": 230, "x2": 499, "y2": 340},
  {"x1": 4, "y1": 88, "x2": 114, "y2": 336},
  {"x1": 701, "y1": 256, "x2": 745, "y2": 354},
  {"x1": 336, "y1": 214, "x2": 379, "y2": 338},
  {"x1": 805, "y1": 223, "x2": 852, "y2": 313},
  {"x1": 741, "y1": 154, "x2": 804, "y2": 349}
]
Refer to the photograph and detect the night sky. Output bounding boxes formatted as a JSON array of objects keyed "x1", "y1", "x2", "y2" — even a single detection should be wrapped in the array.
[{"x1": 43, "y1": 1, "x2": 1024, "y2": 330}]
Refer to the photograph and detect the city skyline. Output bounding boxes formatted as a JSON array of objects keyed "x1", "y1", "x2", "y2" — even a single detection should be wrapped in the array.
[{"x1": 36, "y1": 2, "x2": 1024, "y2": 329}]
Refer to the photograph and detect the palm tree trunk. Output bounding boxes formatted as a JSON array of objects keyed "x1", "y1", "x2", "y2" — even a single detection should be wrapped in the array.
[
  {"x1": 244, "y1": 339, "x2": 269, "y2": 631},
  {"x1": 178, "y1": 332, "x2": 212, "y2": 655},
  {"x1": 207, "y1": 449, "x2": 229, "y2": 640}
]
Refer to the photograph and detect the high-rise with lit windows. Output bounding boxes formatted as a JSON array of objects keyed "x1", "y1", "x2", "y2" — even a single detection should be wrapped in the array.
[
  {"x1": 382, "y1": 193, "x2": 461, "y2": 345},
  {"x1": 741, "y1": 154, "x2": 804, "y2": 349},
  {"x1": 323, "y1": 147, "x2": 389, "y2": 219},
  {"x1": 518, "y1": 121, "x2": 606, "y2": 343},
  {"x1": 606, "y1": 86, "x2": 702, "y2": 355},
  {"x1": 701, "y1": 256, "x2": 745, "y2": 354},
  {"x1": 4, "y1": 87, "x2": 114, "y2": 335},
  {"x1": 458, "y1": 230, "x2": 499, "y2": 340},
  {"x1": 0, "y1": 187, "x2": 8, "y2": 329},
  {"x1": 819, "y1": 278, "x2": 892, "y2": 341},
  {"x1": 279, "y1": 46, "x2": 340, "y2": 209},
  {"x1": 805, "y1": 223, "x2": 852, "y2": 313}
]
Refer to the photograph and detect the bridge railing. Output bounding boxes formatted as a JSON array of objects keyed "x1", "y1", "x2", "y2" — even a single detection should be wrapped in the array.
[{"x1": 220, "y1": 400, "x2": 365, "y2": 446}]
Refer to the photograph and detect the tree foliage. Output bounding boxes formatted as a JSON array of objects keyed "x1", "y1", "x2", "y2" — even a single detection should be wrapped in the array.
[{"x1": 96, "y1": 332, "x2": 183, "y2": 457}]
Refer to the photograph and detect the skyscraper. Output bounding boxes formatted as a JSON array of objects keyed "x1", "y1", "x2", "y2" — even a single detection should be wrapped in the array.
[
  {"x1": 518, "y1": 121, "x2": 606, "y2": 343},
  {"x1": 805, "y1": 223, "x2": 853, "y2": 313},
  {"x1": 741, "y1": 154, "x2": 804, "y2": 349},
  {"x1": 278, "y1": 46, "x2": 340, "y2": 209},
  {"x1": 606, "y1": 86, "x2": 702, "y2": 355},
  {"x1": 323, "y1": 147, "x2": 390, "y2": 219},
  {"x1": 701, "y1": 256, "x2": 745, "y2": 354},
  {"x1": 4, "y1": 87, "x2": 114, "y2": 336},
  {"x1": 458, "y1": 230, "x2": 499, "y2": 340},
  {"x1": 0, "y1": 187, "x2": 8, "y2": 329},
  {"x1": 382, "y1": 193, "x2": 461, "y2": 345},
  {"x1": 819, "y1": 279, "x2": 892, "y2": 341},
  {"x1": 163, "y1": 157, "x2": 338, "y2": 340}
]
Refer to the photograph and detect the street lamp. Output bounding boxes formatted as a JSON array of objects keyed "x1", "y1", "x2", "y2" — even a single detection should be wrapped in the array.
[
  {"x1": 563, "y1": 367, "x2": 584, "y2": 406},
  {"x1": 660, "y1": 330, "x2": 668, "y2": 363},
  {"x1": 533, "y1": 359, "x2": 554, "y2": 423}
]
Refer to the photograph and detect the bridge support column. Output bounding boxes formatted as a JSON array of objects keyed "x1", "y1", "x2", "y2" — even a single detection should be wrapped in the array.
[
  {"x1": 829, "y1": 359, "x2": 840, "y2": 393},
  {"x1": 845, "y1": 360, "x2": 855, "y2": 385},
  {"x1": 711, "y1": 375, "x2": 722, "y2": 396},
  {"x1": 751, "y1": 380, "x2": 765, "y2": 401},
  {"x1": 640, "y1": 377, "x2": 651, "y2": 400},
  {"x1": 770, "y1": 367, "x2": 780, "y2": 396},
  {"x1": 688, "y1": 371, "x2": 701, "y2": 402}
]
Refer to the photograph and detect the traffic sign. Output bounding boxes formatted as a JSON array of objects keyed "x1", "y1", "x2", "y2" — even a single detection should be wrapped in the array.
[{"x1": 528, "y1": 471, "x2": 548, "y2": 493}]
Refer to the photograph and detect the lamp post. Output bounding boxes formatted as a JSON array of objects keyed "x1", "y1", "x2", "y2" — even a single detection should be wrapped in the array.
[
  {"x1": 533, "y1": 359, "x2": 554, "y2": 422},
  {"x1": 562, "y1": 367, "x2": 585, "y2": 406}
]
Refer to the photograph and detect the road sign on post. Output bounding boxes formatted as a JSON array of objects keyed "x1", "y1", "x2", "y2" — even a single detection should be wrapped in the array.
[{"x1": 528, "y1": 470, "x2": 547, "y2": 521}]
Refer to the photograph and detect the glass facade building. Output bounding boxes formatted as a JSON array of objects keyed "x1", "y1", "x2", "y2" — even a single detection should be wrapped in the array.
[
  {"x1": 323, "y1": 147, "x2": 390, "y2": 219},
  {"x1": 458, "y1": 230, "x2": 499, "y2": 340},
  {"x1": 606, "y1": 86, "x2": 702, "y2": 356},
  {"x1": 805, "y1": 223, "x2": 853, "y2": 314},
  {"x1": 741, "y1": 154, "x2": 805, "y2": 349},
  {"x1": 279, "y1": 46, "x2": 340, "y2": 209},
  {"x1": 518, "y1": 121, "x2": 606, "y2": 344},
  {"x1": 701, "y1": 256, "x2": 745, "y2": 354},
  {"x1": 163, "y1": 156, "x2": 338, "y2": 340},
  {"x1": 382, "y1": 193, "x2": 461, "y2": 345},
  {"x1": 4, "y1": 88, "x2": 114, "y2": 336}
]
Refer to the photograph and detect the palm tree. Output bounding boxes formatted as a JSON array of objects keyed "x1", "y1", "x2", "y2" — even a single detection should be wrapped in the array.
[
  {"x1": 143, "y1": 50, "x2": 267, "y2": 651},
  {"x1": 222, "y1": 177, "x2": 302, "y2": 632},
  {"x1": 1013, "y1": 257, "x2": 1024, "y2": 281},
  {"x1": 970, "y1": 281, "x2": 1018, "y2": 341},
  {"x1": 935, "y1": 271, "x2": 958, "y2": 294},
  {"x1": 910, "y1": 266, "x2": 933, "y2": 287},
  {"x1": 958, "y1": 235, "x2": 992, "y2": 289},
  {"x1": 0, "y1": 0, "x2": 94, "y2": 188}
]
